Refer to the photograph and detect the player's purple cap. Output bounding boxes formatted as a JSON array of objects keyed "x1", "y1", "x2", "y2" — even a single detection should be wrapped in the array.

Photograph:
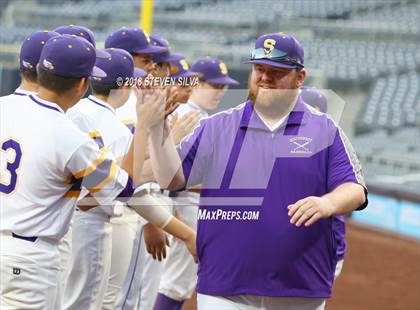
[
  {"x1": 53, "y1": 24, "x2": 109, "y2": 58},
  {"x1": 190, "y1": 57, "x2": 238, "y2": 85},
  {"x1": 169, "y1": 57, "x2": 201, "y2": 79},
  {"x1": 54, "y1": 25, "x2": 96, "y2": 46},
  {"x1": 39, "y1": 34, "x2": 106, "y2": 78},
  {"x1": 19, "y1": 30, "x2": 60, "y2": 72},
  {"x1": 150, "y1": 35, "x2": 183, "y2": 64},
  {"x1": 245, "y1": 33, "x2": 304, "y2": 69},
  {"x1": 105, "y1": 27, "x2": 167, "y2": 55},
  {"x1": 93, "y1": 48, "x2": 147, "y2": 84},
  {"x1": 300, "y1": 85, "x2": 328, "y2": 113}
]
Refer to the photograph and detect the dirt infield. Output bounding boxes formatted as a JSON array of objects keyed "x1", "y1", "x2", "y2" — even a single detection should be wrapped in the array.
[{"x1": 327, "y1": 221, "x2": 420, "y2": 310}]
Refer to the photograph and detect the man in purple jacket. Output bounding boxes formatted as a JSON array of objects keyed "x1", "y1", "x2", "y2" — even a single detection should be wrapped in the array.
[{"x1": 148, "y1": 33, "x2": 368, "y2": 310}]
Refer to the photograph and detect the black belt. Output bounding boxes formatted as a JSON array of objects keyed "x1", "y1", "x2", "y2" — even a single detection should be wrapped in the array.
[
  {"x1": 160, "y1": 189, "x2": 178, "y2": 197},
  {"x1": 12, "y1": 232, "x2": 37, "y2": 243}
]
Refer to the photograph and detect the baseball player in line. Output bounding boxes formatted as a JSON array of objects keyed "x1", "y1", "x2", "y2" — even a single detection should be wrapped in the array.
[
  {"x1": 62, "y1": 48, "x2": 146, "y2": 310},
  {"x1": 51, "y1": 24, "x2": 110, "y2": 300},
  {"x1": 133, "y1": 34, "x2": 183, "y2": 310},
  {"x1": 0, "y1": 34, "x2": 197, "y2": 309},
  {"x1": 154, "y1": 57, "x2": 238, "y2": 310},
  {"x1": 0, "y1": 30, "x2": 59, "y2": 99},
  {"x1": 166, "y1": 56, "x2": 202, "y2": 147},
  {"x1": 148, "y1": 33, "x2": 368, "y2": 310},
  {"x1": 102, "y1": 27, "x2": 174, "y2": 310}
]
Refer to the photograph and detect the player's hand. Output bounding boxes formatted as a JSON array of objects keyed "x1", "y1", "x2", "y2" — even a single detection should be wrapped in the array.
[
  {"x1": 287, "y1": 196, "x2": 335, "y2": 227},
  {"x1": 183, "y1": 231, "x2": 198, "y2": 263},
  {"x1": 164, "y1": 87, "x2": 179, "y2": 118},
  {"x1": 143, "y1": 223, "x2": 170, "y2": 261},
  {"x1": 134, "y1": 88, "x2": 165, "y2": 129},
  {"x1": 170, "y1": 111, "x2": 201, "y2": 145}
]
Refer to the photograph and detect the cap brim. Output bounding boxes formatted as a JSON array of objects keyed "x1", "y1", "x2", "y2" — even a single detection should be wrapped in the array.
[
  {"x1": 91, "y1": 65, "x2": 107, "y2": 78},
  {"x1": 96, "y1": 49, "x2": 111, "y2": 59},
  {"x1": 133, "y1": 45, "x2": 167, "y2": 54},
  {"x1": 133, "y1": 68, "x2": 147, "y2": 78},
  {"x1": 206, "y1": 76, "x2": 239, "y2": 85},
  {"x1": 244, "y1": 59, "x2": 299, "y2": 69}
]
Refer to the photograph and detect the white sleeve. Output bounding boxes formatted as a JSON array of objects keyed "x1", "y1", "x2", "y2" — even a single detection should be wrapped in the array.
[{"x1": 66, "y1": 139, "x2": 129, "y2": 205}]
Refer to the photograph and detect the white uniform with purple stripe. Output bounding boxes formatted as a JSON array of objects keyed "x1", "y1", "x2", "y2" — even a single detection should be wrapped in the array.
[
  {"x1": 0, "y1": 88, "x2": 36, "y2": 106},
  {"x1": 10, "y1": 88, "x2": 36, "y2": 97},
  {"x1": 62, "y1": 95, "x2": 132, "y2": 310},
  {"x1": 109, "y1": 93, "x2": 173, "y2": 310},
  {"x1": 158, "y1": 101, "x2": 207, "y2": 302},
  {"x1": 0, "y1": 94, "x2": 129, "y2": 309}
]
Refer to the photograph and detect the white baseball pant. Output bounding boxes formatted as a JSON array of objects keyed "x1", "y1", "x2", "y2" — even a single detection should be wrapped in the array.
[
  {"x1": 58, "y1": 221, "x2": 72, "y2": 300},
  {"x1": 106, "y1": 188, "x2": 173, "y2": 310},
  {"x1": 159, "y1": 191, "x2": 199, "y2": 301},
  {"x1": 137, "y1": 191, "x2": 174, "y2": 310},
  {"x1": 62, "y1": 209, "x2": 112, "y2": 310},
  {"x1": 0, "y1": 232, "x2": 60, "y2": 309},
  {"x1": 103, "y1": 205, "x2": 145, "y2": 310}
]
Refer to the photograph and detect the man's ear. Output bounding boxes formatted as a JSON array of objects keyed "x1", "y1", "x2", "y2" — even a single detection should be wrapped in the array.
[
  {"x1": 296, "y1": 68, "x2": 306, "y2": 88},
  {"x1": 76, "y1": 77, "x2": 89, "y2": 96}
]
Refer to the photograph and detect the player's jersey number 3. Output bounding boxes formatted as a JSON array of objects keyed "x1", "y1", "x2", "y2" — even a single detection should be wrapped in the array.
[{"x1": 0, "y1": 138, "x2": 22, "y2": 195}]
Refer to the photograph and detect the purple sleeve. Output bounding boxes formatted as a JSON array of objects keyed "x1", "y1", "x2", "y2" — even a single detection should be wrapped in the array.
[
  {"x1": 177, "y1": 119, "x2": 212, "y2": 187},
  {"x1": 327, "y1": 127, "x2": 368, "y2": 210}
]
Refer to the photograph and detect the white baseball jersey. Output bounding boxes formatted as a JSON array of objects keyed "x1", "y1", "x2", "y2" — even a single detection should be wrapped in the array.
[
  {"x1": 0, "y1": 88, "x2": 35, "y2": 106},
  {"x1": 116, "y1": 92, "x2": 137, "y2": 134},
  {"x1": 67, "y1": 95, "x2": 133, "y2": 217},
  {"x1": 11, "y1": 88, "x2": 36, "y2": 97},
  {"x1": 69, "y1": 95, "x2": 133, "y2": 158},
  {"x1": 174, "y1": 101, "x2": 208, "y2": 119},
  {"x1": 0, "y1": 94, "x2": 129, "y2": 240}
]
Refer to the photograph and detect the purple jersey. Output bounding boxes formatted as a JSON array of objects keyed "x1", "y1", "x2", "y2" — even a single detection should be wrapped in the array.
[{"x1": 177, "y1": 97, "x2": 366, "y2": 298}]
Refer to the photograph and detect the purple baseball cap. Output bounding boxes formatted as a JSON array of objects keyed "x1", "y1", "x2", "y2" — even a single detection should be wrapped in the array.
[
  {"x1": 93, "y1": 48, "x2": 147, "y2": 84},
  {"x1": 245, "y1": 33, "x2": 304, "y2": 69},
  {"x1": 169, "y1": 56, "x2": 201, "y2": 79},
  {"x1": 39, "y1": 34, "x2": 106, "y2": 78},
  {"x1": 19, "y1": 30, "x2": 60, "y2": 72},
  {"x1": 150, "y1": 35, "x2": 183, "y2": 64},
  {"x1": 53, "y1": 24, "x2": 109, "y2": 58},
  {"x1": 105, "y1": 27, "x2": 166, "y2": 55},
  {"x1": 300, "y1": 86, "x2": 328, "y2": 113},
  {"x1": 54, "y1": 25, "x2": 96, "y2": 46},
  {"x1": 190, "y1": 57, "x2": 238, "y2": 85}
]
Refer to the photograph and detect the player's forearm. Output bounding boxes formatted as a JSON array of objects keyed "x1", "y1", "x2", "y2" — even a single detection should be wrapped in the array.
[
  {"x1": 121, "y1": 143, "x2": 134, "y2": 178},
  {"x1": 322, "y1": 183, "x2": 366, "y2": 215},
  {"x1": 149, "y1": 122, "x2": 185, "y2": 190},
  {"x1": 135, "y1": 159, "x2": 156, "y2": 184},
  {"x1": 121, "y1": 125, "x2": 150, "y2": 187},
  {"x1": 132, "y1": 125, "x2": 150, "y2": 186},
  {"x1": 163, "y1": 217, "x2": 196, "y2": 242}
]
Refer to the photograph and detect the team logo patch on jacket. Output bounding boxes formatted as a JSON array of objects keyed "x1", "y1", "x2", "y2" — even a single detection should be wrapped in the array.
[{"x1": 290, "y1": 136, "x2": 313, "y2": 154}]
